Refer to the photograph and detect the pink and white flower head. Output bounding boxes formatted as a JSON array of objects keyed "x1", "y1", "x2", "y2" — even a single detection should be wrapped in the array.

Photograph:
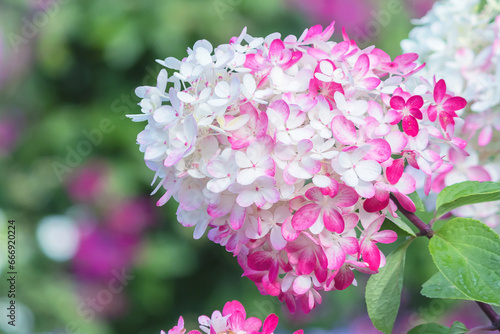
[
  {"x1": 402, "y1": 0, "x2": 500, "y2": 230},
  {"x1": 131, "y1": 22, "x2": 466, "y2": 313},
  {"x1": 160, "y1": 300, "x2": 304, "y2": 334}
]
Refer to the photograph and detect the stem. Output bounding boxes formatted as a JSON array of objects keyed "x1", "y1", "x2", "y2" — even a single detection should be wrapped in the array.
[
  {"x1": 468, "y1": 325, "x2": 497, "y2": 333},
  {"x1": 389, "y1": 194, "x2": 434, "y2": 238},
  {"x1": 476, "y1": 302, "x2": 500, "y2": 332}
]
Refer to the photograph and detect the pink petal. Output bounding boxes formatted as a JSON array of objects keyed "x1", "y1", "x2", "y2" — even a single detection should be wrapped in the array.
[
  {"x1": 427, "y1": 105, "x2": 438, "y2": 122},
  {"x1": 478, "y1": 125, "x2": 493, "y2": 146},
  {"x1": 390, "y1": 96, "x2": 405, "y2": 110},
  {"x1": 407, "y1": 95, "x2": 423, "y2": 109},
  {"x1": 268, "y1": 99, "x2": 290, "y2": 121},
  {"x1": 364, "y1": 138, "x2": 391, "y2": 163},
  {"x1": 223, "y1": 300, "x2": 246, "y2": 318},
  {"x1": 433, "y1": 79, "x2": 446, "y2": 104},
  {"x1": 270, "y1": 226, "x2": 287, "y2": 250},
  {"x1": 298, "y1": 249, "x2": 317, "y2": 275},
  {"x1": 269, "y1": 39, "x2": 285, "y2": 62},
  {"x1": 372, "y1": 230, "x2": 398, "y2": 244},
  {"x1": 282, "y1": 217, "x2": 300, "y2": 241},
  {"x1": 353, "y1": 54, "x2": 369, "y2": 77},
  {"x1": 363, "y1": 196, "x2": 389, "y2": 212},
  {"x1": 326, "y1": 243, "x2": 346, "y2": 270},
  {"x1": 443, "y1": 96, "x2": 467, "y2": 112},
  {"x1": 301, "y1": 157, "x2": 322, "y2": 175},
  {"x1": 361, "y1": 241, "x2": 381, "y2": 271},
  {"x1": 361, "y1": 77, "x2": 381, "y2": 90},
  {"x1": 386, "y1": 158, "x2": 404, "y2": 185},
  {"x1": 334, "y1": 266, "x2": 355, "y2": 290},
  {"x1": 335, "y1": 184, "x2": 359, "y2": 207},
  {"x1": 230, "y1": 205, "x2": 246, "y2": 230},
  {"x1": 323, "y1": 208, "x2": 345, "y2": 233},
  {"x1": 402, "y1": 115, "x2": 419, "y2": 137},
  {"x1": 293, "y1": 275, "x2": 312, "y2": 294},
  {"x1": 305, "y1": 187, "x2": 323, "y2": 202},
  {"x1": 342, "y1": 236, "x2": 359, "y2": 254},
  {"x1": 386, "y1": 131, "x2": 408, "y2": 152},
  {"x1": 467, "y1": 166, "x2": 492, "y2": 182},
  {"x1": 331, "y1": 115, "x2": 357, "y2": 145},
  {"x1": 262, "y1": 314, "x2": 279, "y2": 334},
  {"x1": 248, "y1": 251, "x2": 273, "y2": 271},
  {"x1": 392, "y1": 192, "x2": 416, "y2": 213},
  {"x1": 292, "y1": 203, "x2": 321, "y2": 231}
]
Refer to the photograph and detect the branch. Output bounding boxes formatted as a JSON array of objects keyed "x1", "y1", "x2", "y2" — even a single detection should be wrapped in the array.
[
  {"x1": 476, "y1": 302, "x2": 500, "y2": 332},
  {"x1": 389, "y1": 193, "x2": 433, "y2": 238}
]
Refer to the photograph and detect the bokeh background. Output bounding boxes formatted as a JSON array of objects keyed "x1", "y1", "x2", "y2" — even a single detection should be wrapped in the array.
[{"x1": 0, "y1": 0, "x2": 492, "y2": 333}]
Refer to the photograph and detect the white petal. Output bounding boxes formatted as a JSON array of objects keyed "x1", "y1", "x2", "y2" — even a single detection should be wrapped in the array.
[{"x1": 355, "y1": 160, "x2": 381, "y2": 182}]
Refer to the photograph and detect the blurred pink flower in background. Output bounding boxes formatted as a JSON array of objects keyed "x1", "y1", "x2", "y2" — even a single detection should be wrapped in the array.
[
  {"x1": 107, "y1": 197, "x2": 155, "y2": 235},
  {"x1": 73, "y1": 223, "x2": 140, "y2": 281},
  {"x1": 0, "y1": 115, "x2": 21, "y2": 156},
  {"x1": 287, "y1": 0, "x2": 375, "y2": 38},
  {"x1": 405, "y1": 0, "x2": 435, "y2": 18},
  {"x1": 66, "y1": 162, "x2": 109, "y2": 202}
]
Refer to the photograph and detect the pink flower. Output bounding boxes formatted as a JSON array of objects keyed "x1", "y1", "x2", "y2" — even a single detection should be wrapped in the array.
[
  {"x1": 131, "y1": 22, "x2": 467, "y2": 314},
  {"x1": 291, "y1": 183, "x2": 358, "y2": 234},
  {"x1": 162, "y1": 301, "x2": 302, "y2": 334},
  {"x1": 359, "y1": 216, "x2": 398, "y2": 271}
]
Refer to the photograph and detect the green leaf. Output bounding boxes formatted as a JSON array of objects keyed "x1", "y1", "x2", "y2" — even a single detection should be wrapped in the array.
[
  {"x1": 408, "y1": 191, "x2": 425, "y2": 212},
  {"x1": 449, "y1": 321, "x2": 468, "y2": 334},
  {"x1": 408, "y1": 323, "x2": 449, "y2": 334},
  {"x1": 429, "y1": 218, "x2": 500, "y2": 306},
  {"x1": 434, "y1": 181, "x2": 500, "y2": 219},
  {"x1": 421, "y1": 272, "x2": 473, "y2": 301},
  {"x1": 408, "y1": 322, "x2": 468, "y2": 334},
  {"x1": 385, "y1": 215, "x2": 416, "y2": 237},
  {"x1": 366, "y1": 238, "x2": 414, "y2": 334}
]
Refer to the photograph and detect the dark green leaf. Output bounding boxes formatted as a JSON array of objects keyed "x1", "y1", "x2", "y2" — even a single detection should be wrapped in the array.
[
  {"x1": 429, "y1": 218, "x2": 500, "y2": 306},
  {"x1": 366, "y1": 238, "x2": 414, "y2": 334},
  {"x1": 435, "y1": 181, "x2": 500, "y2": 219}
]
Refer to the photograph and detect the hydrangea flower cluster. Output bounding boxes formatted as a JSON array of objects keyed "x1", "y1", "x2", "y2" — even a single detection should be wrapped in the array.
[
  {"x1": 130, "y1": 22, "x2": 467, "y2": 313},
  {"x1": 402, "y1": 0, "x2": 500, "y2": 229},
  {"x1": 161, "y1": 300, "x2": 303, "y2": 334}
]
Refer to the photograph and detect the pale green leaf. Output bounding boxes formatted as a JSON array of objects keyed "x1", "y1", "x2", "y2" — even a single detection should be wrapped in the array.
[
  {"x1": 385, "y1": 215, "x2": 416, "y2": 237},
  {"x1": 435, "y1": 181, "x2": 500, "y2": 219}
]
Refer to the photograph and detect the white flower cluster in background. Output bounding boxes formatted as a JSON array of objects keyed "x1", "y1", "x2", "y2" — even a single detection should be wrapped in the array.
[{"x1": 402, "y1": 0, "x2": 500, "y2": 229}]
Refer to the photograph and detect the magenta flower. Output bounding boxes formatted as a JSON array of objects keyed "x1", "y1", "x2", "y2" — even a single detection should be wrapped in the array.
[{"x1": 388, "y1": 94, "x2": 424, "y2": 137}]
